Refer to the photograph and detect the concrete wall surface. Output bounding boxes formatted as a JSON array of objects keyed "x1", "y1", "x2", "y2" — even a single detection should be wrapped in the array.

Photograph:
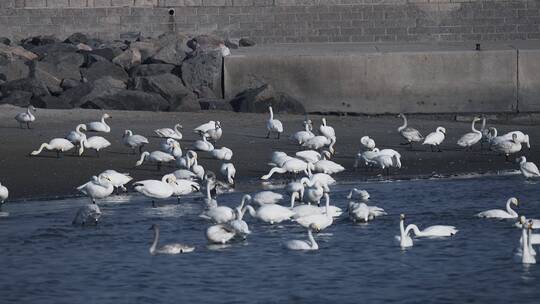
[
  {"x1": 518, "y1": 48, "x2": 540, "y2": 112},
  {"x1": 224, "y1": 43, "x2": 526, "y2": 114}
]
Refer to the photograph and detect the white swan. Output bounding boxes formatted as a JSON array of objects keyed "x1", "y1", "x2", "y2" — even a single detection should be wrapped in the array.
[
  {"x1": 348, "y1": 202, "x2": 386, "y2": 223},
  {"x1": 261, "y1": 158, "x2": 314, "y2": 180},
  {"x1": 202, "y1": 177, "x2": 218, "y2": 209},
  {"x1": 360, "y1": 136, "x2": 376, "y2": 151},
  {"x1": 166, "y1": 139, "x2": 182, "y2": 158},
  {"x1": 396, "y1": 214, "x2": 413, "y2": 248},
  {"x1": 292, "y1": 120, "x2": 314, "y2": 145},
  {"x1": 101, "y1": 169, "x2": 132, "y2": 192},
  {"x1": 457, "y1": 117, "x2": 482, "y2": 150},
  {"x1": 31, "y1": 138, "x2": 83, "y2": 158},
  {"x1": 406, "y1": 223, "x2": 458, "y2": 237},
  {"x1": 477, "y1": 197, "x2": 519, "y2": 219},
  {"x1": 308, "y1": 173, "x2": 336, "y2": 187},
  {"x1": 161, "y1": 174, "x2": 199, "y2": 202},
  {"x1": 319, "y1": 118, "x2": 335, "y2": 139},
  {"x1": 190, "y1": 157, "x2": 205, "y2": 180},
  {"x1": 245, "y1": 204, "x2": 295, "y2": 224},
  {"x1": 354, "y1": 148, "x2": 380, "y2": 169},
  {"x1": 226, "y1": 203, "x2": 252, "y2": 238},
  {"x1": 136, "y1": 151, "x2": 175, "y2": 171},
  {"x1": 80, "y1": 136, "x2": 111, "y2": 157},
  {"x1": 123, "y1": 130, "x2": 149, "y2": 154},
  {"x1": 397, "y1": 113, "x2": 423, "y2": 149},
  {"x1": 220, "y1": 163, "x2": 236, "y2": 185},
  {"x1": 518, "y1": 217, "x2": 540, "y2": 255},
  {"x1": 201, "y1": 193, "x2": 251, "y2": 224},
  {"x1": 491, "y1": 133, "x2": 522, "y2": 161},
  {"x1": 372, "y1": 154, "x2": 401, "y2": 175},
  {"x1": 211, "y1": 147, "x2": 233, "y2": 161},
  {"x1": 423, "y1": 126, "x2": 446, "y2": 152},
  {"x1": 206, "y1": 224, "x2": 236, "y2": 244},
  {"x1": 515, "y1": 216, "x2": 540, "y2": 229},
  {"x1": 269, "y1": 151, "x2": 293, "y2": 167},
  {"x1": 193, "y1": 135, "x2": 214, "y2": 152},
  {"x1": 347, "y1": 188, "x2": 370, "y2": 201},
  {"x1": 295, "y1": 150, "x2": 322, "y2": 163},
  {"x1": 516, "y1": 222, "x2": 536, "y2": 264},
  {"x1": 149, "y1": 224, "x2": 194, "y2": 255},
  {"x1": 302, "y1": 179, "x2": 327, "y2": 206},
  {"x1": 518, "y1": 156, "x2": 540, "y2": 179},
  {"x1": 266, "y1": 106, "x2": 283, "y2": 139},
  {"x1": 285, "y1": 224, "x2": 319, "y2": 251},
  {"x1": 302, "y1": 135, "x2": 336, "y2": 154},
  {"x1": 133, "y1": 176, "x2": 175, "y2": 207},
  {"x1": 155, "y1": 123, "x2": 182, "y2": 140},
  {"x1": 14, "y1": 105, "x2": 36, "y2": 129},
  {"x1": 491, "y1": 129, "x2": 531, "y2": 151},
  {"x1": 172, "y1": 169, "x2": 197, "y2": 180},
  {"x1": 72, "y1": 203, "x2": 101, "y2": 226},
  {"x1": 86, "y1": 113, "x2": 111, "y2": 133},
  {"x1": 286, "y1": 179, "x2": 306, "y2": 207},
  {"x1": 312, "y1": 151, "x2": 345, "y2": 174},
  {"x1": 195, "y1": 121, "x2": 222, "y2": 143},
  {"x1": 77, "y1": 174, "x2": 114, "y2": 204},
  {"x1": 295, "y1": 193, "x2": 333, "y2": 231},
  {"x1": 252, "y1": 191, "x2": 283, "y2": 206},
  {"x1": 66, "y1": 124, "x2": 87, "y2": 149},
  {"x1": 0, "y1": 182, "x2": 9, "y2": 206},
  {"x1": 176, "y1": 150, "x2": 195, "y2": 169}
]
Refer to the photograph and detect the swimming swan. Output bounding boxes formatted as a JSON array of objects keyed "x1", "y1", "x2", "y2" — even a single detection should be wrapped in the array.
[
  {"x1": 220, "y1": 163, "x2": 236, "y2": 185},
  {"x1": 14, "y1": 105, "x2": 36, "y2": 129},
  {"x1": 86, "y1": 113, "x2": 111, "y2": 133},
  {"x1": 31, "y1": 138, "x2": 83, "y2": 158},
  {"x1": 517, "y1": 156, "x2": 540, "y2": 179},
  {"x1": 405, "y1": 223, "x2": 458, "y2": 237},
  {"x1": 72, "y1": 203, "x2": 101, "y2": 226},
  {"x1": 396, "y1": 214, "x2": 413, "y2": 248},
  {"x1": 244, "y1": 204, "x2": 295, "y2": 224},
  {"x1": 477, "y1": 197, "x2": 519, "y2": 219},
  {"x1": 266, "y1": 106, "x2": 284, "y2": 139},
  {"x1": 201, "y1": 194, "x2": 251, "y2": 224},
  {"x1": 206, "y1": 224, "x2": 236, "y2": 244},
  {"x1": 397, "y1": 113, "x2": 423, "y2": 149},
  {"x1": 252, "y1": 191, "x2": 283, "y2": 205},
  {"x1": 133, "y1": 175, "x2": 176, "y2": 207},
  {"x1": 516, "y1": 222, "x2": 536, "y2": 264},
  {"x1": 0, "y1": 183, "x2": 9, "y2": 207},
  {"x1": 149, "y1": 224, "x2": 194, "y2": 255},
  {"x1": 295, "y1": 193, "x2": 333, "y2": 231},
  {"x1": 285, "y1": 224, "x2": 319, "y2": 251},
  {"x1": 123, "y1": 130, "x2": 149, "y2": 154},
  {"x1": 423, "y1": 126, "x2": 446, "y2": 152},
  {"x1": 155, "y1": 123, "x2": 182, "y2": 140}
]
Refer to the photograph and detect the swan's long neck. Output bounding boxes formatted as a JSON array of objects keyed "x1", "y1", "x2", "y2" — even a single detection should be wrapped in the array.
[
  {"x1": 290, "y1": 192, "x2": 298, "y2": 208},
  {"x1": 205, "y1": 180, "x2": 212, "y2": 201},
  {"x1": 400, "y1": 218, "x2": 406, "y2": 237},
  {"x1": 308, "y1": 229, "x2": 318, "y2": 249},
  {"x1": 520, "y1": 157, "x2": 526, "y2": 165},
  {"x1": 31, "y1": 143, "x2": 50, "y2": 155},
  {"x1": 506, "y1": 200, "x2": 518, "y2": 217},
  {"x1": 328, "y1": 137, "x2": 336, "y2": 154},
  {"x1": 150, "y1": 228, "x2": 159, "y2": 254},
  {"x1": 269, "y1": 107, "x2": 274, "y2": 120},
  {"x1": 324, "y1": 193, "x2": 330, "y2": 217},
  {"x1": 261, "y1": 167, "x2": 286, "y2": 180},
  {"x1": 398, "y1": 115, "x2": 407, "y2": 132},
  {"x1": 175, "y1": 124, "x2": 181, "y2": 134},
  {"x1": 481, "y1": 117, "x2": 486, "y2": 131},
  {"x1": 471, "y1": 119, "x2": 480, "y2": 134},
  {"x1": 405, "y1": 224, "x2": 422, "y2": 236},
  {"x1": 136, "y1": 152, "x2": 149, "y2": 166},
  {"x1": 245, "y1": 205, "x2": 257, "y2": 218}
]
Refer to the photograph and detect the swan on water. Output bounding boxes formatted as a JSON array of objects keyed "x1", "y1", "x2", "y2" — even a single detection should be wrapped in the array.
[
  {"x1": 302, "y1": 179, "x2": 328, "y2": 206},
  {"x1": 206, "y1": 224, "x2": 236, "y2": 244},
  {"x1": 0, "y1": 183, "x2": 9, "y2": 208},
  {"x1": 244, "y1": 203, "x2": 295, "y2": 224},
  {"x1": 269, "y1": 151, "x2": 293, "y2": 167},
  {"x1": 66, "y1": 124, "x2": 87, "y2": 150},
  {"x1": 516, "y1": 222, "x2": 536, "y2": 264},
  {"x1": 123, "y1": 130, "x2": 149, "y2": 154},
  {"x1": 133, "y1": 175, "x2": 176, "y2": 207},
  {"x1": 266, "y1": 106, "x2": 283, "y2": 139},
  {"x1": 226, "y1": 202, "x2": 252, "y2": 238},
  {"x1": 176, "y1": 150, "x2": 195, "y2": 169},
  {"x1": 348, "y1": 202, "x2": 386, "y2": 223},
  {"x1": 515, "y1": 216, "x2": 540, "y2": 229},
  {"x1": 86, "y1": 113, "x2": 111, "y2": 133},
  {"x1": 220, "y1": 163, "x2": 236, "y2": 185},
  {"x1": 319, "y1": 118, "x2": 335, "y2": 139},
  {"x1": 285, "y1": 224, "x2": 319, "y2": 251},
  {"x1": 261, "y1": 158, "x2": 314, "y2": 180},
  {"x1": 101, "y1": 169, "x2": 132, "y2": 192},
  {"x1": 72, "y1": 203, "x2": 101, "y2": 226},
  {"x1": 14, "y1": 105, "x2": 36, "y2": 129},
  {"x1": 286, "y1": 179, "x2": 306, "y2": 207},
  {"x1": 195, "y1": 121, "x2": 222, "y2": 143},
  {"x1": 149, "y1": 224, "x2": 194, "y2": 255},
  {"x1": 252, "y1": 191, "x2": 283, "y2": 205},
  {"x1": 457, "y1": 117, "x2": 482, "y2": 150},
  {"x1": 517, "y1": 156, "x2": 540, "y2": 179},
  {"x1": 347, "y1": 188, "x2": 370, "y2": 201},
  {"x1": 201, "y1": 193, "x2": 251, "y2": 224},
  {"x1": 136, "y1": 151, "x2": 176, "y2": 171},
  {"x1": 295, "y1": 150, "x2": 322, "y2": 163},
  {"x1": 397, "y1": 113, "x2": 423, "y2": 149},
  {"x1": 193, "y1": 134, "x2": 214, "y2": 152},
  {"x1": 295, "y1": 193, "x2": 333, "y2": 231},
  {"x1": 202, "y1": 177, "x2": 218, "y2": 209},
  {"x1": 490, "y1": 133, "x2": 522, "y2": 161},
  {"x1": 31, "y1": 138, "x2": 83, "y2": 158},
  {"x1": 423, "y1": 126, "x2": 446, "y2": 152},
  {"x1": 405, "y1": 223, "x2": 458, "y2": 237},
  {"x1": 172, "y1": 169, "x2": 197, "y2": 181},
  {"x1": 211, "y1": 147, "x2": 233, "y2": 161},
  {"x1": 77, "y1": 174, "x2": 114, "y2": 204},
  {"x1": 360, "y1": 136, "x2": 376, "y2": 151},
  {"x1": 155, "y1": 123, "x2": 183, "y2": 140},
  {"x1": 518, "y1": 217, "x2": 540, "y2": 256},
  {"x1": 477, "y1": 197, "x2": 519, "y2": 219},
  {"x1": 161, "y1": 174, "x2": 199, "y2": 203},
  {"x1": 396, "y1": 214, "x2": 413, "y2": 248},
  {"x1": 80, "y1": 136, "x2": 111, "y2": 157},
  {"x1": 308, "y1": 173, "x2": 336, "y2": 187},
  {"x1": 292, "y1": 119, "x2": 314, "y2": 145},
  {"x1": 312, "y1": 151, "x2": 345, "y2": 174}
]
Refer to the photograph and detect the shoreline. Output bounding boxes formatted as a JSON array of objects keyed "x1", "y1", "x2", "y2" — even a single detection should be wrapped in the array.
[{"x1": 0, "y1": 105, "x2": 538, "y2": 201}]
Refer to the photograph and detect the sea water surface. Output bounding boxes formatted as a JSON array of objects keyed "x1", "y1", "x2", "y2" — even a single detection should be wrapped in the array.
[{"x1": 1, "y1": 175, "x2": 540, "y2": 304}]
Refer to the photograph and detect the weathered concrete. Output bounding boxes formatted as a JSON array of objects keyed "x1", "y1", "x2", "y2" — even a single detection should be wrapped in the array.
[
  {"x1": 224, "y1": 43, "x2": 518, "y2": 114},
  {"x1": 518, "y1": 45, "x2": 540, "y2": 112}
]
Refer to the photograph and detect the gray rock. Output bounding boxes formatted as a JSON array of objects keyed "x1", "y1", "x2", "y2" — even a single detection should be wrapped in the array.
[
  {"x1": 62, "y1": 76, "x2": 126, "y2": 108},
  {"x1": 0, "y1": 43, "x2": 38, "y2": 61},
  {"x1": 0, "y1": 90, "x2": 32, "y2": 106},
  {"x1": 81, "y1": 60, "x2": 129, "y2": 84},
  {"x1": 0, "y1": 37, "x2": 11, "y2": 46},
  {"x1": 21, "y1": 35, "x2": 60, "y2": 49},
  {"x1": 131, "y1": 41, "x2": 160, "y2": 63},
  {"x1": 130, "y1": 73, "x2": 199, "y2": 111},
  {"x1": 85, "y1": 48, "x2": 117, "y2": 61},
  {"x1": 189, "y1": 34, "x2": 223, "y2": 52},
  {"x1": 129, "y1": 63, "x2": 175, "y2": 77},
  {"x1": 0, "y1": 58, "x2": 29, "y2": 82},
  {"x1": 199, "y1": 98, "x2": 233, "y2": 111},
  {"x1": 239, "y1": 38, "x2": 256, "y2": 47},
  {"x1": 181, "y1": 50, "x2": 222, "y2": 99},
  {"x1": 229, "y1": 84, "x2": 305, "y2": 114},
  {"x1": 0, "y1": 77, "x2": 50, "y2": 98},
  {"x1": 36, "y1": 52, "x2": 84, "y2": 94},
  {"x1": 31, "y1": 95, "x2": 72, "y2": 109},
  {"x1": 120, "y1": 32, "x2": 141, "y2": 42},
  {"x1": 151, "y1": 32, "x2": 191, "y2": 65},
  {"x1": 64, "y1": 33, "x2": 89, "y2": 45},
  {"x1": 27, "y1": 43, "x2": 79, "y2": 59},
  {"x1": 112, "y1": 48, "x2": 142, "y2": 70},
  {"x1": 60, "y1": 78, "x2": 81, "y2": 90},
  {"x1": 82, "y1": 89, "x2": 169, "y2": 111},
  {"x1": 225, "y1": 38, "x2": 239, "y2": 49}
]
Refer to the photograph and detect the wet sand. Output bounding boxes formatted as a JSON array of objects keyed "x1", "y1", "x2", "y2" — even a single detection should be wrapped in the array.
[{"x1": 0, "y1": 105, "x2": 538, "y2": 200}]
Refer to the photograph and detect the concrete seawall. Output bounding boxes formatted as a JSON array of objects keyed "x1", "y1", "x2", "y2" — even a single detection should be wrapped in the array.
[{"x1": 224, "y1": 42, "x2": 540, "y2": 114}]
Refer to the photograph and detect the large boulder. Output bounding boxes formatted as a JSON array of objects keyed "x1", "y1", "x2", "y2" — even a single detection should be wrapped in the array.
[
  {"x1": 27, "y1": 43, "x2": 79, "y2": 59},
  {"x1": 0, "y1": 77, "x2": 50, "y2": 98},
  {"x1": 131, "y1": 41, "x2": 160, "y2": 62},
  {"x1": 0, "y1": 90, "x2": 32, "y2": 106},
  {"x1": 61, "y1": 76, "x2": 126, "y2": 108},
  {"x1": 112, "y1": 48, "x2": 141, "y2": 70},
  {"x1": 82, "y1": 89, "x2": 169, "y2": 111},
  {"x1": 35, "y1": 52, "x2": 84, "y2": 94},
  {"x1": 181, "y1": 50, "x2": 222, "y2": 98},
  {"x1": 81, "y1": 60, "x2": 129, "y2": 83},
  {"x1": 129, "y1": 63, "x2": 175, "y2": 77},
  {"x1": 0, "y1": 43, "x2": 38, "y2": 61},
  {"x1": 150, "y1": 32, "x2": 191, "y2": 65},
  {"x1": 229, "y1": 84, "x2": 305, "y2": 114},
  {"x1": 31, "y1": 95, "x2": 72, "y2": 109},
  {"x1": 21, "y1": 35, "x2": 60, "y2": 49},
  {"x1": 64, "y1": 32, "x2": 89, "y2": 45},
  {"x1": 0, "y1": 58, "x2": 29, "y2": 82},
  {"x1": 188, "y1": 34, "x2": 223, "y2": 52},
  {"x1": 130, "y1": 73, "x2": 199, "y2": 111}
]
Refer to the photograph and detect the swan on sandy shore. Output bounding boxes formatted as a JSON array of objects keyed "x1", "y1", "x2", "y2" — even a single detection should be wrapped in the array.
[
  {"x1": 211, "y1": 147, "x2": 233, "y2": 161},
  {"x1": 195, "y1": 121, "x2": 222, "y2": 143},
  {"x1": 149, "y1": 224, "x2": 194, "y2": 255},
  {"x1": 360, "y1": 136, "x2": 376, "y2": 151},
  {"x1": 266, "y1": 106, "x2": 283, "y2": 139},
  {"x1": 30, "y1": 138, "x2": 83, "y2": 158},
  {"x1": 77, "y1": 174, "x2": 114, "y2": 204},
  {"x1": 302, "y1": 135, "x2": 336, "y2": 155},
  {"x1": 66, "y1": 124, "x2": 87, "y2": 149},
  {"x1": 101, "y1": 170, "x2": 132, "y2": 192},
  {"x1": 136, "y1": 151, "x2": 175, "y2": 171},
  {"x1": 319, "y1": 118, "x2": 335, "y2": 139},
  {"x1": 285, "y1": 224, "x2": 319, "y2": 251},
  {"x1": 86, "y1": 113, "x2": 111, "y2": 133},
  {"x1": 80, "y1": 136, "x2": 111, "y2": 158},
  {"x1": 261, "y1": 158, "x2": 314, "y2": 180},
  {"x1": 14, "y1": 105, "x2": 37, "y2": 129},
  {"x1": 423, "y1": 126, "x2": 446, "y2": 152},
  {"x1": 517, "y1": 156, "x2": 540, "y2": 179},
  {"x1": 477, "y1": 197, "x2": 519, "y2": 219},
  {"x1": 123, "y1": 130, "x2": 149, "y2": 154},
  {"x1": 489, "y1": 128, "x2": 531, "y2": 151},
  {"x1": 292, "y1": 119, "x2": 314, "y2": 145},
  {"x1": 397, "y1": 113, "x2": 423, "y2": 149},
  {"x1": 193, "y1": 134, "x2": 214, "y2": 152},
  {"x1": 457, "y1": 117, "x2": 482, "y2": 150},
  {"x1": 490, "y1": 133, "x2": 522, "y2": 161},
  {"x1": 220, "y1": 163, "x2": 236, "y2": 185},
  {"x1": 312, "y1": 151, "x2": 345, "y2": 174},
  {"x1": 155, "y1": 123, "x2": 182, "y2": 140}
]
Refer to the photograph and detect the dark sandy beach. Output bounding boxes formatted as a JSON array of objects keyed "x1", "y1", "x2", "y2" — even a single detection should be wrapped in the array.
[{"x1": 0, "y1": 104, "x2": 538, "y2": 200}]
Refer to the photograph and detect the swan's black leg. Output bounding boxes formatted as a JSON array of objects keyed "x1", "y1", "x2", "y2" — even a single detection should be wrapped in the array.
[
  {"x1": 430, "y1": 145, "x2": 434, "y2": 152},
  {"x1": 177, "y1": 197, "x2": 181, "y2": 204},
  {"x1": 277, "y1": 133, "x2": 280, "y2": 140},
  {"x1": 56, "y1": 151, "x2": 60, "y2": 158},
  {"x1": 96, "y1": 150, "x2": 100, "y2": 158},
  {"x1": 27, "y1": 122, "x2": 31, "y2": 129},
  {"x1": 409, "y1": 142, "x2": 413, "y2": 150},
  {"x1": 437, "y1": 145, "x2": 442, "y2": 152},
  {"x1": 139, "y1": 145, "x2": 143, "y2": 154},
  {"x1": 157, "y1": 162, "x2": 162, "y2": 171},
  {"x1": 266, "y1": 131, "x2": 270, "y2": 139},
  {"x1": 152, "y1": 200, "x2": 157, "y2": 208}
]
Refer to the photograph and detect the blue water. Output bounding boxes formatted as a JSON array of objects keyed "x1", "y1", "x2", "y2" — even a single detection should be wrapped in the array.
[{"x1": 1, "y1": 175, "x2": 540, "y2": 304}]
